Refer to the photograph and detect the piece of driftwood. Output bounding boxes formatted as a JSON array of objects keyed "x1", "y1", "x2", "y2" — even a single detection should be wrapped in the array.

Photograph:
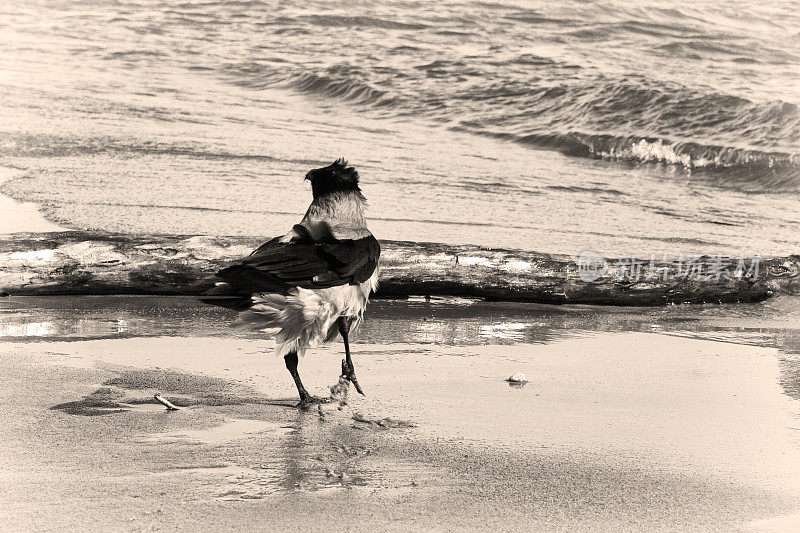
[
  {"x1": 0, "y1": 231, "x2": 798, "y2": 305},
  {"x1": 154, "y1": 394, "x2": 181, "y2": 411}
]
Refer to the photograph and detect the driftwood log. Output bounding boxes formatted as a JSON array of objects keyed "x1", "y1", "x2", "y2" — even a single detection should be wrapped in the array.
[
  {"x1": 153, "y1": 394, "x2": 181, "y2": 411},
  {"x1": 1, "y1": 231, "x2": 798, "y2": 305}
]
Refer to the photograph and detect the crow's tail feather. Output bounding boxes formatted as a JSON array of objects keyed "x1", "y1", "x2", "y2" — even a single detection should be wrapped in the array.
[{"x1": 199, "y1": 280, "x2": 254, "y2": 311}]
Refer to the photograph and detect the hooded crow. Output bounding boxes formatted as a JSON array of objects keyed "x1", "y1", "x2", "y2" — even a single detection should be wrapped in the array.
[{"x1": 201, "y1": 158, "x2": 380, "y2": 405}]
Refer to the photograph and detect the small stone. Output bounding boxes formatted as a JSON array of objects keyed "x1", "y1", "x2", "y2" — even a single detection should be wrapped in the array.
[{"x1": 507, "y1": 373, "x2": 527, "y2": 383}]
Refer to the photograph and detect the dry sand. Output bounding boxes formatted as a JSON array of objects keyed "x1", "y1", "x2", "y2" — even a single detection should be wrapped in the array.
[{"x1": 3, "y1": 296, "x2": 800, "y2": 531}]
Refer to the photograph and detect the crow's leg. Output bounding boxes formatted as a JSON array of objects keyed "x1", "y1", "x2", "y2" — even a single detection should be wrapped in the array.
[
  {"x1": 338, "y1": 317, "x2": 365, "y2": 396},
  {"x1": 284, "y1": 350, "x2": 312, "y2": 406}
]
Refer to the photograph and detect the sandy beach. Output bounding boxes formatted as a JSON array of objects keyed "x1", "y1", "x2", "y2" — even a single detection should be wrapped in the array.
[{"x1": 3, "y1": 296, "x2": 800, "y2": 532}]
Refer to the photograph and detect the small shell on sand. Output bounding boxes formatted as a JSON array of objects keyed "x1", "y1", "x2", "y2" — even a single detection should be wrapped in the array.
[{"x1": 506, "y1": 373, "x2": 527, "y2": 383}]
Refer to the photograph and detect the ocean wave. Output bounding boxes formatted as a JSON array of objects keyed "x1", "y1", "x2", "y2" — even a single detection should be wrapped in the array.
[
  {"x1": 230, "y1": 66, "x2": 405, "y2": 108},
  {"x1": 514, "y1": 133, "x2": 800, "y2": 193},
  {"x1": 103, "y1": 50, "x2": 168, "y2": 60},
  {"x1": 284, "y1": 72, "x2": 399, "y2": 107},
  {"x1": 501, "y1": 12, "x2": 576, "y2": 26},
  {"x1": 300, "y1": 15, "x2": 428, "y2": 30},
  {"x1": 0, "y1": 135, "x2": 321, "y2": 165},
  {"x1": 657, "y1": 41, "x2": 797, "y2": 64}
]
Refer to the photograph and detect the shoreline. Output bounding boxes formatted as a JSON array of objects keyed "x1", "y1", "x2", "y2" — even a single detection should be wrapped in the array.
[
  {"x1": 0, "y1": 168, "x2": 65, "y2": 233},
  {"x1": 2, "y1": 168, "x2": 797, "y2": 306}
]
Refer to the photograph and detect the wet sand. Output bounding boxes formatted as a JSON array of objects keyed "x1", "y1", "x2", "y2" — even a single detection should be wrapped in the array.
[
  {"x1": 0, "y1": 168, "x2": 64, "y2": 233},
  {"x1": 3, "y1": 296, "x2": 800, "y2": 531}
]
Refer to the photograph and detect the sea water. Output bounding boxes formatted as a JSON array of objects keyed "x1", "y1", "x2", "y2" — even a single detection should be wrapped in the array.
[{"x1": 0, "y1": 0, "x2": 798, "y2": 256}]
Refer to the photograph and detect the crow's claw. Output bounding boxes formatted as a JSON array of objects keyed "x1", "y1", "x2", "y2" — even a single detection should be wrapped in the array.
[{"x1": 341, "y1": 359, "x2": 365, "y2": 396}]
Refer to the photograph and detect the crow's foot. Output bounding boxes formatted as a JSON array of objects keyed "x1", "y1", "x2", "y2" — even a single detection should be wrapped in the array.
[
  {"x1": 295, "y1": 395, "x2": 332, "y2": 409},
  {"x1": 341, "y1": 359, "x2": 365, "y2": 396}
]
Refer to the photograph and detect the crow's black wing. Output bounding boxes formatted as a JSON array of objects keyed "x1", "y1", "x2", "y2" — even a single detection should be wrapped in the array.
[
  {"x1": 237, "y1": 234, "x2": 380, "y2": 288},
  {"x1": 200, "y1": 232, "x2": 380, "y2": 310}
]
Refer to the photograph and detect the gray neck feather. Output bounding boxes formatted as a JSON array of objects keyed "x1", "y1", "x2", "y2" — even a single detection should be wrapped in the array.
[{"x1": 303, "y1": 191, "x2": 368, "y2": 228}]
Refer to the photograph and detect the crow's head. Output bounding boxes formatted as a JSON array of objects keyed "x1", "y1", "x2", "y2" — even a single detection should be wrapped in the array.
[{"x1": 305, "y1": 158, "x2": 362, "y2": 199}]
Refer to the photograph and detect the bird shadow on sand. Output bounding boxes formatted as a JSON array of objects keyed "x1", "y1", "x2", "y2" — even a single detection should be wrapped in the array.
[{"x1": 50, "y1": 366, "x2": 307, "y2": 416}]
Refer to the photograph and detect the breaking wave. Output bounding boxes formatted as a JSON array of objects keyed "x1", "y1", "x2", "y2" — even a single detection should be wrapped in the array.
[{"x1": 512, "y1": 133, "x2": 800, "y2": 193}]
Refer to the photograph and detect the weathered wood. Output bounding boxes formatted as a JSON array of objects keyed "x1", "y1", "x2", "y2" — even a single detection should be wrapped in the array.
[
  {"x1": 154, "y1": 394, "x2": 181, "y2": 411},
  {"x1": 0, "y1": 231, "x2": 798, "y2": 305}
]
